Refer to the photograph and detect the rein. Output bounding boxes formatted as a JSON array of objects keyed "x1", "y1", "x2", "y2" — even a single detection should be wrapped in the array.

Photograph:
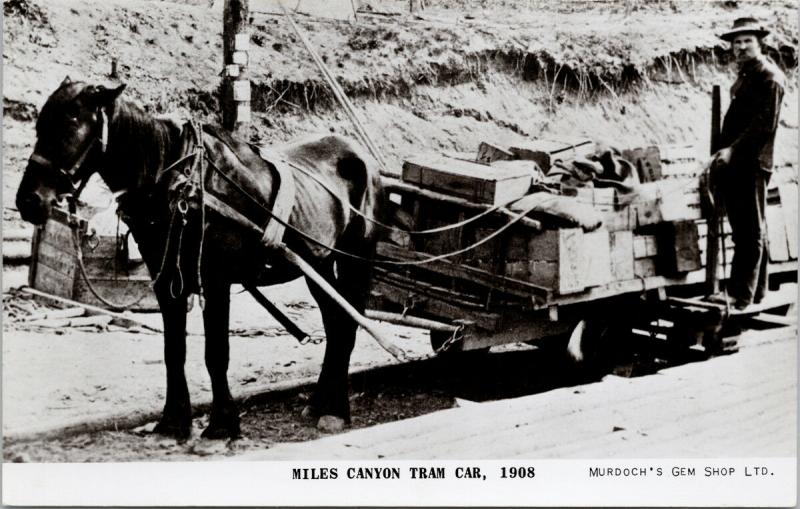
[
  {"x1": 68, "y1": 218, "x2": 147, "y2": 311},
  {"x1": 203, "y1": 154, "x2": 544, "y2": 267},
  {"x1": 151, "y1": 121, "x2": 207, "y2": 304}
]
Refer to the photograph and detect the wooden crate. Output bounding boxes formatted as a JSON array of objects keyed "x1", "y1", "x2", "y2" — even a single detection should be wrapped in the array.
[
  {"x1": 476, "y1": 141, "x2": 514, "y2": 164},
  {"x1": 622, "y1": 146, "x2": 662, "y2": 183},
  {"x1": 657, "y1": 220, "x2": 702, "y2": 274},
  {"x1": 402, "y1": 155, "x2": 532, "y2": 205},
  {"x1": 526, "y1": 227, "x2": 614, "y2": 294},
  {"x1": 509, "y1": 138, "x2": 594, "y2": 172},
  {"x1": 29, "y1": 207, "x2": 158, "y2": 311}
]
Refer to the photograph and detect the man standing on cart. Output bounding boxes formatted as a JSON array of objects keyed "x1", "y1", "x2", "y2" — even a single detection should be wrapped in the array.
[{"x1": 712, "y1": 17, "x2": 785, "y2": 311}]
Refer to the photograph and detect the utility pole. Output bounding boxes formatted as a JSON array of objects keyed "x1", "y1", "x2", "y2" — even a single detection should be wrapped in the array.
[{"x1": 222, "y1": 0, "x2": 250, "y2": 135}]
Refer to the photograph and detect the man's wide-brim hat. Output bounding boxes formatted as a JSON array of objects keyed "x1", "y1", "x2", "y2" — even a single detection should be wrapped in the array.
[{"x1": 720, "y1": 17, "x2": 770, "y2": 42}]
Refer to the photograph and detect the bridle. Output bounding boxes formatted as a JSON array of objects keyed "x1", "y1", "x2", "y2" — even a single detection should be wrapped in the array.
[{"x1": 28, "y1": 108, "x2": 109, "y2": 202}]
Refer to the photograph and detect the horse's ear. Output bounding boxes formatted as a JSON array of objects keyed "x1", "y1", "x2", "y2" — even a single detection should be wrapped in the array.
[
  {"x1": 90, "y1": 84, "x2": 127, "y2": 107},
  {"x1": 60, "y1": 76, "x2": 72, "y2": 87}
]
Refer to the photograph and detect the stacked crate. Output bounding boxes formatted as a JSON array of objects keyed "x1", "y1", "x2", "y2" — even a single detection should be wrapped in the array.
[{"x1": 393, "y1": 141, "x2": 797, "y2": 300}]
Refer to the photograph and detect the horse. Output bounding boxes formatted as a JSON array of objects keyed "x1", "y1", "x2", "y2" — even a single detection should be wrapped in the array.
[{"x1": 15, "y1": 77, "x2": 384, "y2": 439}]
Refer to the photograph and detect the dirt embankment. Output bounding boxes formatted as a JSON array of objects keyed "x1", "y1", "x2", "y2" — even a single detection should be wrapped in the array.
[{"x1": 3, "y1": 1, "x2": 797, "y2": 209}]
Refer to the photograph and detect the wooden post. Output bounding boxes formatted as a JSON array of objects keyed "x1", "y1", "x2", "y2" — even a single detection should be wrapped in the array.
[
  {"x1": 704, "y1": 84, "x2": 722, "y2": 295},
  {"x1": 710, "y1": 84, "x2": 721, "y2": 154},
  {"x1": 223, "y1": 0, "x2": 250, "y2": 135}
]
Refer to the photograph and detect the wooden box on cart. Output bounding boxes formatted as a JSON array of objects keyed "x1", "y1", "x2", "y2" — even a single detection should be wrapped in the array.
[{"x1": 28, "y1": 206, "x2": 158, "y2": 311}]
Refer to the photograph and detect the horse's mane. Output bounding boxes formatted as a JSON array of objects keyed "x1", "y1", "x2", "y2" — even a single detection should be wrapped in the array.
[{"x1": 103, "y1": 100, "x2": 181, "y2": 192}]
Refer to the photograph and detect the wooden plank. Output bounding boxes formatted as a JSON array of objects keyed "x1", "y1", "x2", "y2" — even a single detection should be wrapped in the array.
[
  {"x1": 777, "y1": 186, "x2": 798, "y2": 259},
  {"x1": 402, "y1": 155, "x2": 532, "y2": 205},
  {"x1": 39, "y1": 219, "x2": 77, "y2": 249},
  {"x1": 504, "y1": 261, "x2": 529, "y2": 280},
  {"x1": 373, "y1": 270, "x2": 482, "y2": 309},
  {"x1": 34, "y1": 242, "x2": 78, "y2": 277},
  {"x1": 634, "y1": 257, "x2": 657, "y2": 278},
  {"x1": 247, "y1": 339, "x2": 795, "y2": 461},
  {"x1": 82, "y1": 258, "x2": 152, "y2": 280},
  {"x1": 376, "y1": 242, "x2": 551, "y2": 300},
  {"x1": 610, "y1": 230, "x2": 634, "y2": 281},
  {"x1": 583, "y1": 230, "x2": 613, "y2": 287},
  {"x1": 633, "y1": 234, "x2": 658, "y2": 259},
  {"x1": 765, "y1": 205, "x2": 790, "y2": 262},
  {"x1": 370, "y1": 279, "x2": 501, "y2": 331},
  {"x1": 21, "y1": 287, "x2": 163, "y2": 331},
  {"x1": 558, "y1": 228, "x2": 585, "y2": 294},
  {"x1": 39, "y1": 217, "x2": 119, "y2": 259},
  {"x1": 74, "y1": 280, "x2": 159, "y2": 311},
  {"x1": 31, "y1": 263, "x2": 76, "y2": 299}
]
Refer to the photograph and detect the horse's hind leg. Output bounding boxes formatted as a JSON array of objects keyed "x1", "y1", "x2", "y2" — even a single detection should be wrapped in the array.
[
  {"x1": 153, "y1": 292, "x2": 192, "y2": 439},
  {"x1": 304, "y1": 254, "x2": 371, "y2": 432},
  {"x1": 201, "y1": 280, "x2": 241, "y2": 439}
]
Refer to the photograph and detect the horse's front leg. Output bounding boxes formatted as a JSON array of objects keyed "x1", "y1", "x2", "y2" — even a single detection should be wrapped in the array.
[
  {"x1": 201, "y1": 280, "x2": 240, "y2": 439},
  {"x1": 153, "y1": 291, "x2": 192, "y2": 438}
]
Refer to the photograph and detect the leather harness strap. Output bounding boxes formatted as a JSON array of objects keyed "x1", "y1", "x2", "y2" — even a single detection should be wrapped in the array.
[{"x1": 257, "y1": 146, "x2": 296, "y2": 249}]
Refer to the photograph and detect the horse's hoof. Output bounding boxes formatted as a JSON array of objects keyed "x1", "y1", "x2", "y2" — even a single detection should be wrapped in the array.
[
  {"x1": 300, "y1": 405, "x2": 317, "y2": 421},
  {"x1": 201, "y1": 408, "x2": 241, "y2": 439},
  {"x1": 152, "y1": 420, "x2": 191, "y2": 439},
  {"x1": 317, "y1": 415, "x2": 346, "y2": 433},
  {"x1": 201, "y1": 423, "x2": 240, "y2": 440}
]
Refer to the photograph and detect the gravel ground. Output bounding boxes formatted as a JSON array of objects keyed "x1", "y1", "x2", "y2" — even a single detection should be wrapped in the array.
[{"x1": 2, "y1": 274, "x2": 433, "y2": 440}]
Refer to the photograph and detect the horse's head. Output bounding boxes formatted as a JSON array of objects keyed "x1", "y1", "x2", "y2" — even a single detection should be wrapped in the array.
[{"x1": 15, "y1": 76, "x2": 126, "y2": 224}]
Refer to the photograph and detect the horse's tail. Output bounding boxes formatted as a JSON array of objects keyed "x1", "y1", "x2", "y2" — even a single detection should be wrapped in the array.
[{"x1": 336, "y1": 150, "x2": 383, "y2": 242}]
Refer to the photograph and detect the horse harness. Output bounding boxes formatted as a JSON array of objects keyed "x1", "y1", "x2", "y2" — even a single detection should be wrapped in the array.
[
  {"x1": 30, "y1": 108, "x2": 110, "y2": 199},
  {"x1": 151, "y1": 121, "x2": 298, "y2": 301}
]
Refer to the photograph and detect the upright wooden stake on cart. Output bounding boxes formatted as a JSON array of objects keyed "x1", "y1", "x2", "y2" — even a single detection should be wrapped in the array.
[
  {"x1": 704, "y1": 84, "x2": 722, "y2": 295},
  {"x1": 223, "y1": 0, "x2": 250, "y2": 135}
]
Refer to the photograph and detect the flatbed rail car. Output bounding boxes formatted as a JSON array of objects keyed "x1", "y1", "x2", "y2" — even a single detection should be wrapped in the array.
[{"x1": 368, "y1": 154, "x2": 798, "y2": 356}]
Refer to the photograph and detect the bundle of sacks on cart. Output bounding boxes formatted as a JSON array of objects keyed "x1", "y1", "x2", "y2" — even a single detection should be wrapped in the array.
[
  {"x1": 483, "y1": 139, "x2": 711, "y2": 294},
  {"x1": 475, "y1": 138, "x2": 704, "y2": 230}
]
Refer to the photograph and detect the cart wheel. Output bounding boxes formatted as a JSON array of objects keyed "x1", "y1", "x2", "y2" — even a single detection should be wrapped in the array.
[
  {"x1": 567, "y1": 319, "x2": 632, "y2": 375},
  {"x1": 702, "y1": 322, "x2": 741, "y2": 355},
  {"x1": 430, "y1": 330, "x2": 489, "y2": 357}
]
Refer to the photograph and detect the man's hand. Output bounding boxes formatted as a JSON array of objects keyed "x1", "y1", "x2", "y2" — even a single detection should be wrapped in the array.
[{"x1": 713, "y1": 147, "x2": 732, "y2": 167}]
